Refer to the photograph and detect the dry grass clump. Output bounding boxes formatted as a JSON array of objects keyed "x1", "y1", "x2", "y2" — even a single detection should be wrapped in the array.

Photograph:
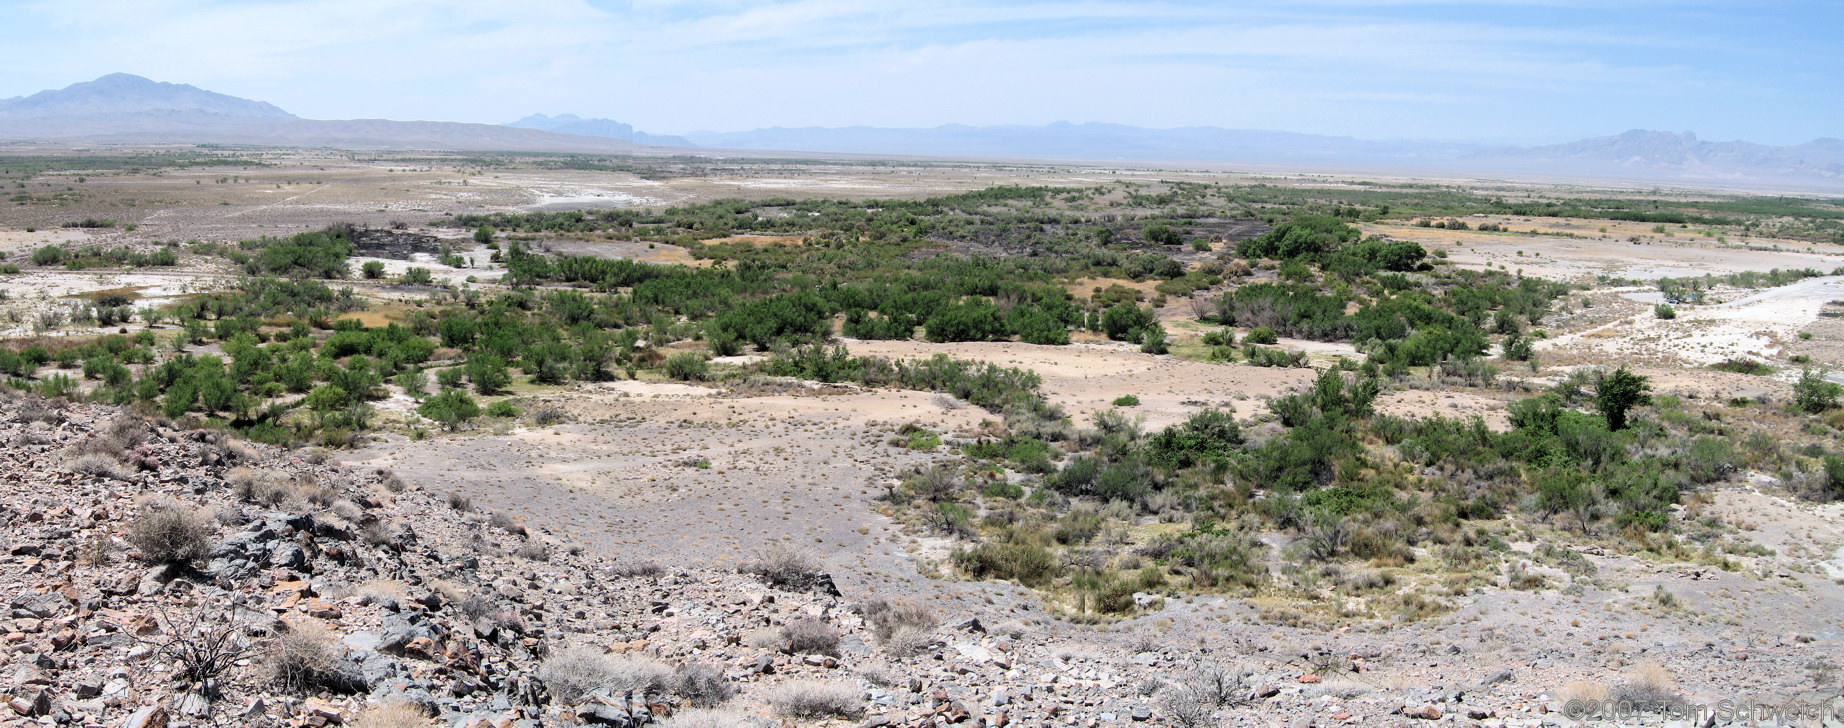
[
  {"x1": 673, "y1": 662, "x2": 735, "y2": 708},
  {"x1": 738, "y1": 544, "x2": 822, "y2": 591},
  {"x1": 15, "y1": 396, "x2": 62, "y2": 424},
  {"x1": 611, "y1": 560, "x2": 664, "y2": 578},
  {"x1": 267, "y1": 621, "x2": 342, "y2": 694},
  {"x1": 69, "y1": 452, "x2": 124, "y2": 479},
  {"x1": 377, "y1": 469, "x2": 407, "y2": 493},
  {"x1": 446, "y1": 490, "x2": 472, "y2": 512},
  {"x1": 537, "y1": 646, "x2": 616, "y2": 704},
  {"x1": 862, "y1": 598, "x2": 938, "y2": 642},
  {"x1": 1124, "y1": 630, "x2": 1162, "y2": 654},
  {"x1": 329, "y1": 499, "x2": 365, "y2": 523},
  {"x1": 295, "y1": 473, "x2": 339, "y2": 508},
  {"x1": 78, "y1": 413, "x2": 147, "y2": 459},
  {"x1": 536, "y1": 646, "x2": 674, "y2": 704},
  {"x1": 745, "y1": 628, "x2": 782, "y2": 650},
  {"x1": 882, "y1": 627, "x2": 935, "y2": 658},
  {"x1": 661, "y1": 708, "x2": 772, "y2": 728},
  {"x1": 348, "y1": 700, "x2": 432, "y2": 728},
  {"x1": 1158, "y1": 663, "x2": 1249, "y2": 726},
  {"x1": 780, "y1": 617, "x2": 841, "y2": 657},
  {"x1": 767, "y1": 680, "x2": 863, "y2": 720},
  {"x1": 514, "y1": 542, "x2": 550, "y2": 562},
  {"x1": 127, "y1": 495, "x2": 214, "y2": 565},
  {"x1": 1555, "y1": 680, "x2": 1610, "y2": 704},
  {"x1": 230, "y1": 468, "x2": 294, "y2": 507},
  {"x1": 1612, "y1": 662, "x2": 1677, "y2": 704},
  {"x1": 21, "y1": 421, "x2": 56, "y2": 445},
  {"x1": 488, "y1": 511, "x2": 527, "y2": 535},
  {"x1": 328, "y1": 579, "x2": 408, "y2": 605},
  {"x1": 429, "y1": 579, "x2": 469, "y2": 606},
  {"x1": 1159, "y1": 686, "x2": 1216, "y2": 728}
]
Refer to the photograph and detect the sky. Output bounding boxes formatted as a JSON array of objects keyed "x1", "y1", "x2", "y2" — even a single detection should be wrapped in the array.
[{"x1": 1, "y1": 0, "x2": 1838, "y2": 145}]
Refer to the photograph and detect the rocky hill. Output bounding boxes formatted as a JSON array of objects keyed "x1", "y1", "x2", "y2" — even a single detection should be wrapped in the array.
[{"x1": 2, "y1": 387, "x2": 1838, "y2": 727}]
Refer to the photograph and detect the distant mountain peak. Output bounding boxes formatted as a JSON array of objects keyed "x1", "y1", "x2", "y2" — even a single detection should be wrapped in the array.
[
  {"x1": 0, "y1": 72, "x2": 296, "y2": 121},
  {"x1": 0, "y1": 76, "x2": 644, "y2": 152},
  {"x1": 504, "y1": 113, "x2": 689, "y2": 147}
]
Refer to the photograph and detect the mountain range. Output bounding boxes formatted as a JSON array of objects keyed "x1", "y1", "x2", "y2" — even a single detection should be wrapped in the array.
[
  {"x1": 2, "y1": 74, "x2": 1839, "y2": 189},
  {"x1": 506, "y1": 113, "x2": 691, "y2": 147},
  {"x1": 682, "y1": 122, "x2": 1479, "y2": 165},
  {"x1": 1468, "y1": 130, "x2": 1844, "y2": 183},
  {"x1": 0, "y1": 74, "x2": 638, "y2": 153}
]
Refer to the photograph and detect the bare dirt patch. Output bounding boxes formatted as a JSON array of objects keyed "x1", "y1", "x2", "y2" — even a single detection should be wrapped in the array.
[{"x1": 1365, "y1": 220, "x2": 1844, "y2": 281}]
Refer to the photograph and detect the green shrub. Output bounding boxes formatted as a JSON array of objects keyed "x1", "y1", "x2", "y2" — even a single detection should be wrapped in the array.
[
  {"x1": 1139, "y1": 324, "x2": 1169, "y2": 354},
  {"x1": 1245, "y1": 326, "x2": 1278, "y2": 345},
  {"x1": 951, "y1": 541, "x2": 1056, "y2": 585},
  {"x1": 240, "y1": 226, "x2": 354, "y2": 278},
  {"x1": 1794, "y1": 368, "x2": 1841, "y2": 414},
  {"x1": 925, "y1": 299, "x2": 1009, "y2": 343},
  {"x1": 1101, "y1": 305, "x2": 1156, "y2": 341},
  {"x1": 1143, "y1": 224, "x2": 1182, "y2": 246},
  {"x1": 1112, "y1": 395, "x2": 1140, "y2": 407},
  {"x1": 485, "y1": 401, "x2": 519, "y2": 418},
  {"x1": 1654, "y1": 303, "x2": 1676, "y2": 319},
  {"x1": 1823, "y1": 455, "x2": 1844, "y2": 499},
  {"x1": 419, "y1": 388, "x2": 480, "y2": 430},
  {"x1": 1244, "y1": 345, "x2": 1306, "y2": 368},
  {"x1": 663, "y1": 352, "x2": 711, "y2": 381},
  {"x1": 31, "y1": 246, "x2": 67, "y2": 266},
  {"x1": 1711, "y1": 358, "x2": 1772, "y2": 376},
  {"x1": 467, "y1": 354, "x2": 511, "y2": 395},
  {"x1": 1595, "y1": 367, "x2": 1651, "y2": 431},
  {"x1": 1146, "y1": 408, "x2": 1243, "y2": 470}
]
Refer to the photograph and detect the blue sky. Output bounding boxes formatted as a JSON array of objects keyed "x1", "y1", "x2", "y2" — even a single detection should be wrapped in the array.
[{"x1": 2, "y1": 0, "x2": 1838, "y2": 144}]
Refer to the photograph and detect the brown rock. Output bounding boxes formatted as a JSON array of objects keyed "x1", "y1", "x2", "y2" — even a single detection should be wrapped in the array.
[
  {"x1": 305, "y1": 600, "x2": 343, "y2": 619},
  {"x1": 1298, "y1": 674, "x2": 1322, "y2": 684},
  {"x1": 125, "y1": 614, "x2": 158, "y2": 636},
  {"x1": 402, "y1": 637, "x2": 440, "y2": 661},
  {"x1": 1405, "y1": 705, "x2": 1441, "y2": 720},
  {"x1": 301, "y1": 697, "x2": 344, "y2": 725},
  {"x1": 122, "y1": 705, "x2": 169, "y2": 728}
]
